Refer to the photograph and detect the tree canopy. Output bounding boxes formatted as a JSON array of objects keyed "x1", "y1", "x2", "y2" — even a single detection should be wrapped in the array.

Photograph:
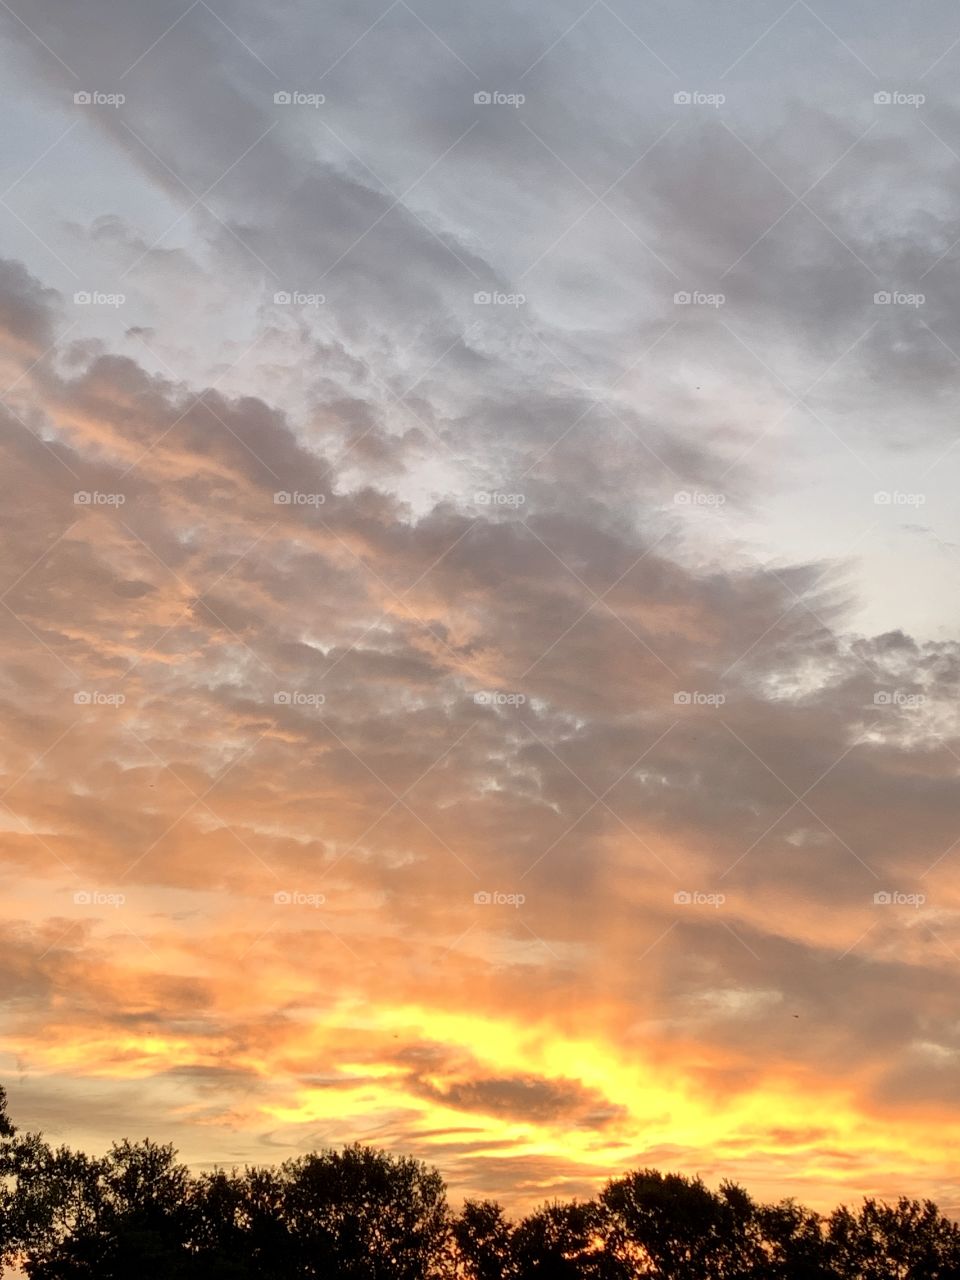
[{"x1": 0, "y1": 1090, "x2": 958, "y2": 1278}]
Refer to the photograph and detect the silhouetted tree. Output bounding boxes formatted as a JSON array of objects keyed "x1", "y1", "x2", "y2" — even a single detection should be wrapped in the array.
[
  {"x1": 189, "y1": 1166, "x2": 292, "y2": 1278},
  {"x1": 246, "y1": 1143, "x2": 448, "y2": 1279},
  {"x1": 827, "y1": 1197, "x2": 960, "y2": 1280},
  {"x1": 4, "y1": 1086, "x2": 960, "y2": 1280},
  {"x1": 510, "y1": 1200, "x2": 627, "y2": 1279},
  {"x1": 453, "y1": 1199, "x2": 518, "y2": 1279},
  {"x1": 0, "y1": 1088, "x2": 14, "y2": 1141},
  {"x1": 0, "y1": 1089, "x2": 20, "y2": 1265},
  {"x1": 21, "y1": 1138, "x2": 193, "y2": 1279},
  {"x1": 0, "y1": 1132, "x2": 102, "y2": 1276},
  {"x1": 755, "y1": 1198, "x2": 832, "y2": 1279},
  {"x1": 601, "y1": 1169, "x2": 766, "y2": 1279}
]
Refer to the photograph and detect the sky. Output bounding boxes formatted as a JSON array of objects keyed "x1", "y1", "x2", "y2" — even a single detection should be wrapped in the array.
[{"x1": 0, "y1": 0, "x2": 959, "y2": 1216}]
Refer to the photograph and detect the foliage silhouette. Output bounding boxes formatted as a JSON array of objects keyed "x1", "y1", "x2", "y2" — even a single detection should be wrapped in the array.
[{"x1": 1, "y1": 1090, "x2": 960, "y2": 1278}]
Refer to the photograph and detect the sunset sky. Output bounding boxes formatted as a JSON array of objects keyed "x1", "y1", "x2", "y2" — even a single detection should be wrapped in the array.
[{"x1": 2, "y1": 0, "x2": 960, "y2": 1215}]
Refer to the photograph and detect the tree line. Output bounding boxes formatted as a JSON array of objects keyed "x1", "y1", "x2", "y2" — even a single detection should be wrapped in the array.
[{"x1": 0, "y1": 1087, "x2": 957, "y2": 1278}]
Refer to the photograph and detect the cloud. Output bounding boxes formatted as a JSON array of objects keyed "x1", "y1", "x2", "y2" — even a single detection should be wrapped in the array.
[{"x1": 1, "y1": 0, "x2": 960, "y2": 1214}]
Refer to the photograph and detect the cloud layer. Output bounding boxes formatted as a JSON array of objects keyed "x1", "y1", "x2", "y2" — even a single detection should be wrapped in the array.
[{"x1": 1, "y1": 0, "x2": 959, "y2": 1212}]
